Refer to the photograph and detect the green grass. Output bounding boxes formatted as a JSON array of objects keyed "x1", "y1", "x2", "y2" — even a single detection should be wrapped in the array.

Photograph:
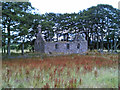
[
  {"x1": 80, "y1": 67, "x2": 118, "y2": 88},
  {"x1": 2, "y1": 65, "x2": 118, "y2": 88}
]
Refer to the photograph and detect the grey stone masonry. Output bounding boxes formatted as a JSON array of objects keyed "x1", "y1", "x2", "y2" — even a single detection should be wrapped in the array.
[{"x1": 34, "y1": 25, "x2": 88, "y2": 54}]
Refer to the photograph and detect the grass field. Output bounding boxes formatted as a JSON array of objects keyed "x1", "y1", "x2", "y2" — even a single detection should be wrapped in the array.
[{"x1": 2, "y1": 53, "x2": 119, "y2": 88}]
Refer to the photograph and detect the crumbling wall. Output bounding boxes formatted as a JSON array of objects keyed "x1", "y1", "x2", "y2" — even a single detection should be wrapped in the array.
[
  {"x1": 34, "y1": 25, "x2": 88, "y2": 54},
  {"x1": 44, "y1": 41, "x2": 87, "y2": 54},
  {"x1": 34, "y1": 34, "x2": 45, "y2": 53}
]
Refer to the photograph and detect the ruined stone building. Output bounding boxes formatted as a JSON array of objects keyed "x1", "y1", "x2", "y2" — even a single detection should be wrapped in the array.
[{"x1": 34, "y1": 25, "x2": 88, "y2": 54}]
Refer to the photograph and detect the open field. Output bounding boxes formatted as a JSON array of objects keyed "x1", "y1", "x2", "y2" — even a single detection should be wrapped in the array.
[{"x1": 2, "y1": 53, "x2": 118, "y2": 88}]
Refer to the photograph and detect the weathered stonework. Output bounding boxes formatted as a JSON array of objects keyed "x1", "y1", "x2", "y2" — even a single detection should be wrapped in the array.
[{"x1": 34, "y1": 25, "x2": 88, "y2": 54}]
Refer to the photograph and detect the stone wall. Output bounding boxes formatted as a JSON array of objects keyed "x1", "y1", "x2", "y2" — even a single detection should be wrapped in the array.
[
  {"x1": 35, "y1": 25, "x2": 88, "y2": 54},
  {"x1": 44, "y1": 41, "x2": 87, "y2": 54},
  {"x1": 34, "y1": 25, "x2": 88, "y2": 54},
  {"x1": 34, "y1": 34, "x2": 45, "y2": 53}
]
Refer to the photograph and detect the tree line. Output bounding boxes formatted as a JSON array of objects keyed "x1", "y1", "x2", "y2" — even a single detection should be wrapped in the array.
[{"x1": 2, "y1": 2, "x2": 120, "y2": 55}]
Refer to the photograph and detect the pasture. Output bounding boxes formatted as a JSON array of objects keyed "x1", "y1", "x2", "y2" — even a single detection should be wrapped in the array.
[{"x1": 2, "y1": 53, "x2": 118, "y2": 88}]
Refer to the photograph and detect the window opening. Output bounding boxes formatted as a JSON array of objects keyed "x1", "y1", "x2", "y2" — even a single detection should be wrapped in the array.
[
  {"x1": 77, "y1": 43, "x2": 80, "y2": 49},
  {"x1": 67, "y1": 44, "x2": 69, "y2": 49},
  {"x1": 55, "y1": 44, "x2": 58, "y2": 49}
]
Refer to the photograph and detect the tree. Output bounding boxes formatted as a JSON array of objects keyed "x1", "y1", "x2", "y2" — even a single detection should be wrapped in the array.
[
  {"x1": 77, "y1": 4, "x2": 120, "y2": 52},
  {"x1": 2, "y1": 2, "x2": 35, "y2": 55}
]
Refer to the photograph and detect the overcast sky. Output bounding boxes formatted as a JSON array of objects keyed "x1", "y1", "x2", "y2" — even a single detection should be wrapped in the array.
[{"x1": 29, "y1": 0, "x2": 119, "y2": 14}]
